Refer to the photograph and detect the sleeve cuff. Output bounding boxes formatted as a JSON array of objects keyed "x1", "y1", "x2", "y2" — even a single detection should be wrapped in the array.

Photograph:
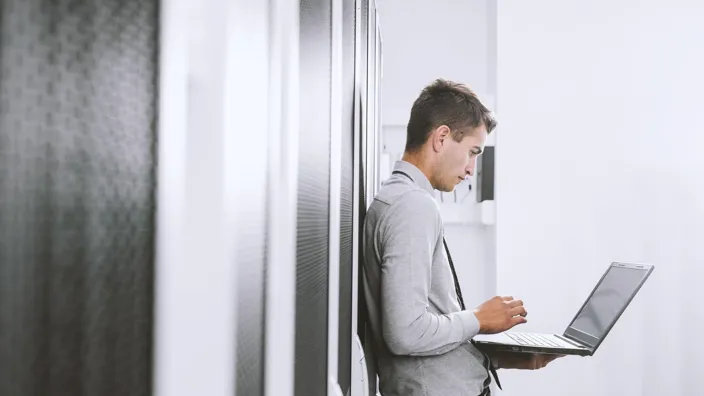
[{"x1": 457, "y1": 310, "x2": 481, "y2": 341}]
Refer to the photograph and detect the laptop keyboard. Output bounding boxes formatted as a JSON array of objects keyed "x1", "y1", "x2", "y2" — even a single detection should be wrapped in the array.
[{"x1": 507, "y1": 332, "x2": 562, "y2": 347}]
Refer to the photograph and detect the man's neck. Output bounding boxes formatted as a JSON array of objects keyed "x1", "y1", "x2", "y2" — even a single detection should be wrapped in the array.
[{"x1": 401, "y1": 151, "x2": 436, "y2": 189}]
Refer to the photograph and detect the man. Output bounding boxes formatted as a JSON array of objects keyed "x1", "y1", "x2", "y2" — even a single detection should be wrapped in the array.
[{"x1": 361, "y1": 79, "x2": 560, "y2": 396}]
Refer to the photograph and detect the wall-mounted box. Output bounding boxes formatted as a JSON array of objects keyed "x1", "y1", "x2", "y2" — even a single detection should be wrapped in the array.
[{"x1": 476, "y1": 146, "x2": 494, "y2": 203}]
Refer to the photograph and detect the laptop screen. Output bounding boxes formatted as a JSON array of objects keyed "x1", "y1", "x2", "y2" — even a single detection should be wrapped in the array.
[{"x1": 564, "y1": 263, "x2": 652, "y2": 348}]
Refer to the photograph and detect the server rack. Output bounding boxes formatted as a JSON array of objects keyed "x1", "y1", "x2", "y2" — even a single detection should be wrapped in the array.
[{"x1": 0, "y1": 1, "x2": 382, "y2": 395}]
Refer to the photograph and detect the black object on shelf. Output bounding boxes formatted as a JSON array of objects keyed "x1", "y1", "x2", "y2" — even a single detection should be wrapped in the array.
[{"x1": 477, "y1": 146, "x2": 495, "y2": 202}]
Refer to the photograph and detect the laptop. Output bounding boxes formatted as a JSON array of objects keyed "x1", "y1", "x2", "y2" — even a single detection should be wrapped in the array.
[{"x1": 472, "y1": 261, "x2": 654, "y2": 356}]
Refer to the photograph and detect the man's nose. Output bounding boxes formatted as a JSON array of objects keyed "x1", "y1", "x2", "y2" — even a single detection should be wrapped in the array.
[
  {"x1": 465, "y1": 158, "x2": 478, "y2": 177},
  {"x1": 465, "y1": 165, "x2": 475, "y2": 177}
]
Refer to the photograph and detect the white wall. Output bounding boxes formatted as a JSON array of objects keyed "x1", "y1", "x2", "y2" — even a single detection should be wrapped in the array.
[
  {"x1": 377, "y1": 0, "x2": 498, "y2": 307},
  {"x1": 377, "y1": 0, "x2": 492, "y2": 126},
  {"x1": 495, "y1": 1, "x2": 704, "y2": 395},
  {"x1": 444, "y1": 224, "x2": 496, "y2": 306}
]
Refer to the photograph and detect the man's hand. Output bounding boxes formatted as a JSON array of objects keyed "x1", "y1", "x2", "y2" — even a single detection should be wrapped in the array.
[
  {"x1": 473, "y1": 296, "x2": 527, "y2": 334},
  {"x1": 493, "y1": 352, "x2": 564, "y2": 370}
]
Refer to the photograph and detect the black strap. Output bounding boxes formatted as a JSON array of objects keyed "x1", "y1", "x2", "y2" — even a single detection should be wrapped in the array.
[
  {"x1": 391, "y1": 170, "x2": 413, "y2": 182},
  {"x1": 443, "y1": 238, "x2": 502, "y2": 392},
  {"x1": 392, "y1": 170, "x2": 502, "y2": 392},
  {"x1": 443, "y1": 238, "x2": 466, "y2": 310}
]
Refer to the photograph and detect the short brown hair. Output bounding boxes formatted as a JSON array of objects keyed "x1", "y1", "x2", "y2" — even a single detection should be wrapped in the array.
[{"x1": 405, "y1": 79, "x2": 496, "y2": 152}]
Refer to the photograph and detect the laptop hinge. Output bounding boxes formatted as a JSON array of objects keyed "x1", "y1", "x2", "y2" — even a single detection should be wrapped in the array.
[{"x1": 556, "y1": 334, "x2": 590, "y2": 349}]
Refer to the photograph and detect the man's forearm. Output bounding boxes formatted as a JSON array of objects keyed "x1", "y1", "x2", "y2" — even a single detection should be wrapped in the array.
[{"x1": 383, "y1": 308, "x2": 480, "y2": 356}]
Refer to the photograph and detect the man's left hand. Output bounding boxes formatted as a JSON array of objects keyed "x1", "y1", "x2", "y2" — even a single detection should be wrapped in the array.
[{"x1": 492, "y1": 352, "x2": 564, "y2": 370}]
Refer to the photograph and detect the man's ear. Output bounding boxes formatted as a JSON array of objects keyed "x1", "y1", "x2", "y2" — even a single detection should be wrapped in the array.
[{"x1": 431, "y1": 125, "x2": 451, "y2": 152}]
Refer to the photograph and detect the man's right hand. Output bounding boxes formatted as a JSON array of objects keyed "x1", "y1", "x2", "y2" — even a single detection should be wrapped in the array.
[{"x1": 473, "y1": 296, "x2": 528, "y2": 334}]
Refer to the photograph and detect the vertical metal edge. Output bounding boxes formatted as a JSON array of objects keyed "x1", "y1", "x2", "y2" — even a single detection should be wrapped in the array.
[
  {"x1": 366, "y1": 3, "x2": 381, "y2": 395},
  {"x1": 217, "y1": 0, "x2": 247, "y2": 393},
  {"x1": 227, "y1": 0, "x2": 271, "y2": 394},
  {"x1": 373, "y1": 9, "x2": 382, "y2": 197},
  {"x1": 264, "y1": 0, "x2": 298, "y2": 395},
  {"x1": 365, "y1": 2, "x2": 375, "y2": 207},
  {"x1": 154, "y1": 0, "x2": 240, "y2": 394},
  {"x1": 359, "y1": 1, "x2": 368, "y2": 214},
  {"x1": 153, "y1": 0, "x2": 188, "y2": 394},
  {"x1": 328, "y1": 0, "x2": 344, "y2": 394},
  {"x1": 350, "y1": 0, "x2": 364, "y2": 395}
]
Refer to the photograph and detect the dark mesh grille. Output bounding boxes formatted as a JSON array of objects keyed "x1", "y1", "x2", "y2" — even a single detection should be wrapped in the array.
[
  {"x1": 0, "y1": 1, "x2": 158, "y2": 395},
  {"x1": 295, "y1": 0, "x2": 332, "y2": 395},
  {"x1": 337, "y1": 0, "x2": 356, "y2": 393}
]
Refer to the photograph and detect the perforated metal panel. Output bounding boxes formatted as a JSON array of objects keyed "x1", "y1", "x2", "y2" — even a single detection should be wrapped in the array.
[
  {"x1": 296, "y1": 0, "x2": 332, "y2": 395},
  {"x1": 0, "y1": 1, "x2": 158, "y2": 396}
]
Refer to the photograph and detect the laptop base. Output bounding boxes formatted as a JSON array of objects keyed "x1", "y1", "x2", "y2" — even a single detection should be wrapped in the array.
[{"x1": 472, "y1": 332, "x2": 593, "y2": 357}]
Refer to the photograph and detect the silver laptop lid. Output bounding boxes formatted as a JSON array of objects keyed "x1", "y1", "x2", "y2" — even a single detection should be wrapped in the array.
[{"x1": 563, "y1": 262, "x2": 654, "y2": 351}]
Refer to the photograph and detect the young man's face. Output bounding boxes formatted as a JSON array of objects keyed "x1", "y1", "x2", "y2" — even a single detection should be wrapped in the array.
[{"x1": 433, "y1": 125, "x2": 488, "y2": 192}]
